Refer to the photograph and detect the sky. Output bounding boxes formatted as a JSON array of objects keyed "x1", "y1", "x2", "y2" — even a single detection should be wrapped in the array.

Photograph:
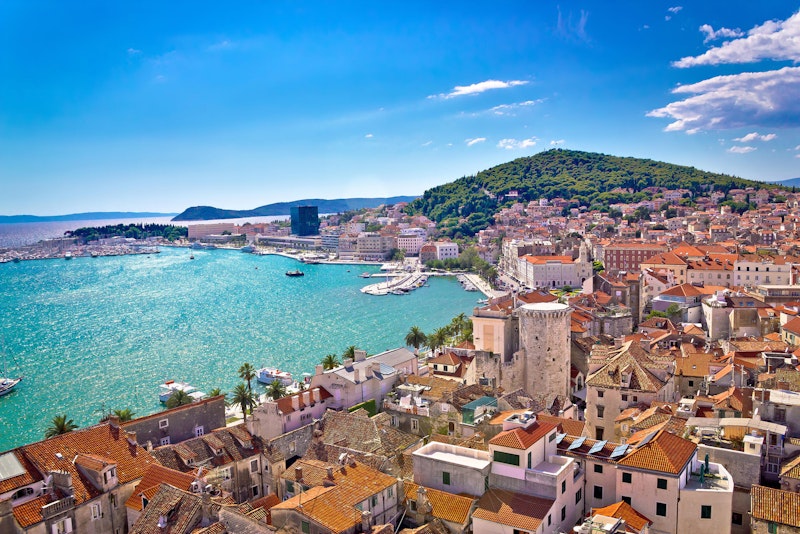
[{"x1": 1, "y1": 2, "x2": 799, "y2": 216}]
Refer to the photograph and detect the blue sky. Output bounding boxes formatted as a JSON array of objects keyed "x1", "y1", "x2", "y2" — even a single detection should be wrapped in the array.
[{"x1": 1, "y1": 2, "x2": 799, "y2": 215}]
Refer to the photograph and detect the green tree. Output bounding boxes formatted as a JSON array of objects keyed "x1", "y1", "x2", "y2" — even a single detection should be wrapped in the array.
[
  {"x1": 239, "y1": 362, "x2": 256, "y2": 392},
  {"x1": 166, "y1": 390, "x2": 193, "y2": 408},
  {"x1": 208, "y1": 388, "x2": 225, "y2": 399},
  {"x1": 405, "y1": 326, "x2": 428, "y2": 355},
  {"x1": 229, "y1": 383, "x2": 257, "y2": 422},
  {"x1": 592, "y1": 260, "x2": 605, "y2": 273},
  {"x1": 427, "y1": 327, "x2": 449, "y2": 354},
  {"x1": 266, "y1": 380, "x2": 288, "y2": 400},
  {"x1": 321, "y1": 353, "x2": 341, "y2": 370},
  {"x1": 112, "y1": 408, "x2": 135, "y2": 422},
  {"x1": 45, "y1": 414, "x2": 78, "y2": 438},
  {"x1": 342, "y1": 345, "x2": 358, "y2": 360}
]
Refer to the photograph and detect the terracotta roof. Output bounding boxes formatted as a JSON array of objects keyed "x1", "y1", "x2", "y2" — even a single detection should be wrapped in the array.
[
  {"x1": 428, "y1": 352, "x2": 461, "y2": 366},
  {"x1": 0, "y1": 449, "x2": 42, "y2": 494},
  {"x1": 318, "y1": 409, "x2": 420, "y2": 457},
  {"x1": 405, "y1": 375, "x2": 462, "y2": 401},
  {"x1": 783, "y1": 316, "x2": 800, "y2": 336},
  {"x1": 125, "y1": 464, "x2": 196, "y2": 511},
  {"x1": 489, "y1": 421, "x2": 556, "y2": 450},
  {"x1": 592, "y1": 501, "x2": 652, "y2": 532},
  {"x1": 751, "y1": 485, "x2": 800, "y2": 527},
  {"x1": 271, "y1": 485, "x2": 359, "y2": 534},
  {"x1": 11, "y1": 494, "x2": 57, "y2": 528},
  {"x1": 586, "y1": 341, "x2": 666, "y2": 393},
  {"x1": 616, "y1": 429, "x2": 696, "y2": 475},
  {"x1": 21, "y1": 422, "x2": 157, "y2": 506},
  {"x1": 403, "y1": 482, "x2": 475, "y2": 525},
  {"x1": 675, "y1": 352, "x2": 714, "y2": 377},
  {"x1": 659, "y1": 284, "x2": 703, "y2": 298},
  {"x1": 521, "y1": 255, "x2": 574, "y2": 265},
  {"x1": 781, "y1": 455, "x2": 800, "y2": 479},
  {"x1": 274, "y1": 386, "x2": 334, "y2": 415},
  {"x1": 535, "y1": 414, "x2": 586, "y2": 437},
  {"x1": 130, "y1": 484, "x2": 203, "y2": 534},
  {"x1": 473, "y1": 488, "x2": 553, "y2": 531}
]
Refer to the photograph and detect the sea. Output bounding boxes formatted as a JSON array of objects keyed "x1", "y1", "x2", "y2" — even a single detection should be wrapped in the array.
[{"x1": 0, "y1": 234, "x2": 480, "y2": 451}]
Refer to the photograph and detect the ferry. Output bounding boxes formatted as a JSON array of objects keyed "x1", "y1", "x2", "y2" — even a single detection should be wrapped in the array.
[
  {"x1": 158, "y1": 380, "x2": 206, "y2": 403},
  {"x1": 256, "y1": 367, "x2": 294, "y2": 386}
]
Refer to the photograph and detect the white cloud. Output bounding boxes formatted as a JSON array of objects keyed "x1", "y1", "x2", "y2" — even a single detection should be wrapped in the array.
[
  {"x1": 550, "y1": 139, "x2": 565, "y2": 146},
  {"x1": 465, "y1": 137, "x2": 487, "y2": 146},
  {"x1": 430, "y1": 79, "x2": 528, "y2": 99},
  {"x1": 497, "y1": 138, "x2": 538, "y2": 149},
  {"x1": 556, "y1": 7, "x2": 590, "y2": 42},
  {"x1": 728, "y1": 146, "x2": 757, "y2": 154},
  {"x1": 674, "y1": 11, "x2": 800, "y2": 68},
  {"x1": 668, "y1": 6, "x2": 683, "y2": 14},
  {"x1": 488, "y1": 99, "x2": 544, "y2": 116},
  {"x1": 699, "y1": 24, "x2": 744, "y2": 43},
  {"x1": 795, "y1": 144, "x2": 800, "y2": 150},
  {"x1": 365, "y1": 133, "x2": 373, "y2": 138},
  {"x1": 421, "y1": 141, "x2": 433, "y2": 147},
  {"x1": 647, "y1": 67, "x2": 800, "y2": 132},
  {"x1": 208, "y1": 40, "x2": 234, "y2": 51},
  {"x1": 733, "y1": 132, "x2": 776, "y2": 142},
  {"x1": 127, "y1": 48, "x2": 142, "y2": 56}
]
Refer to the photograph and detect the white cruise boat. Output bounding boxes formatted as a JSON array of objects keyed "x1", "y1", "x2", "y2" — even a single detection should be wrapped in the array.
[
  {"x1": 255, "y1": 367, "x2": 294, "y2": 386},
  {"x1": 159, "y1": 380, "x2": 206, "y2": 403}
]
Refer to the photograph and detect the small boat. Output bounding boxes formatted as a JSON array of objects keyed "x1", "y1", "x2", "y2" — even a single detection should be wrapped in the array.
[
  {"x1": 64, "y1": 252, "x2": 73, "y2": 260},
  {"x1": 392, "y1": 289, "x2": 405, "y2": 295},
  {"x1": 0, "y1": 349, "x2": 22, "y2": 397},
  {"x1": 286, "y1": 270, "x2": 304, "y2": 277},
  {"x1": 158, "y1": 380, "x2": 206, "y2": 403},
  {"x1": 359, "y1": 272, "x2": 372, "y2": 278},
  {"x1": 189, "y1": 254, "x2": 195, "y2": 260},
  {"x1": 256, "y1": 367, "x2": 294, "y2": 386},
  {"x1": 241, "y1": 245, "x2": 255, "y2": 253}
]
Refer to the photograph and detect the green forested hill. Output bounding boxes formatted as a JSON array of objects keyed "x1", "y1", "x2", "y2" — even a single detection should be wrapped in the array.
[{"x1": 407, "y1": 149, "x2": 777, "y2": 236}]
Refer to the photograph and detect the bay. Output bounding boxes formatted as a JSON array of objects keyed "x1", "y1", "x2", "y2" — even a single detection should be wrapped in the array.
[{"x1": 0, "y1": 247, "x2": 479, "y2": 450}]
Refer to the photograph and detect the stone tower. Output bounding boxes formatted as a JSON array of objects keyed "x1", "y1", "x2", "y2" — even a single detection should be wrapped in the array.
[{"x1": 517, "y1": 302, "x2": 572, "y2": 403}]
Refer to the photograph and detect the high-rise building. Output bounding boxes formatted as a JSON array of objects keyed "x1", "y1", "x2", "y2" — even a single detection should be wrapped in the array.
[{"x1": 290, "y1": 205, "x2": 319, "y2": 236}]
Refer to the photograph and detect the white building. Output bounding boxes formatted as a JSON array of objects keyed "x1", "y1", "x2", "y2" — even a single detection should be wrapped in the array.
[
  {"x1": 397, "y1": 233, "x2": 425, "y2": 256},
  {"x1": 248, "y1": 387, "x2": 334, "y2": 439},
  {"x1": 435, "y1": 242, "x2": 459, "y2": 260}
]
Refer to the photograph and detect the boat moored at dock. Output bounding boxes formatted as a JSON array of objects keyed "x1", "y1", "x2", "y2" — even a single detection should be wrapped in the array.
[
  {"x1": 158, "y1": 380, "x2": 206, "y2": 403},
  {"x1": 256, "y1": 367, "x2": 294, "y2": 385}
]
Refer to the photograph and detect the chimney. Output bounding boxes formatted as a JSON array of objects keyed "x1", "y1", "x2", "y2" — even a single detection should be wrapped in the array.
[
  {"x1": 361, "y1": 511, "x2": 372, "y2": 531},
  {"x1": 326, "y1": 466, "x2": 335, "y2": 480},
  {"x1": 353, "y1": 369, "x2": 360, "y2": 383},
  {"x1": 315, "y1": 364, "x2": 324, "y2": 376},
  {"x1": 108, "y1": 414, "x2": 120, "y2": 428},
  {"x1": 365, "y1": 366, "x2": 373, "y2": 379},
  {"x1": 344, "y1": 358, "x2": 354, "y2": 367},
  {"x1": 355, "y1": 350, "x2": 367, "y2": 362},
  {"x1": 302, "y1": 391, "x2": 311, "y2": 406},
  {"x1": 372, "y1": 362, "x2": 381, "y2": 376},
  {"x1": 126, "y1": 431, "x2": 138, "y2": 446},
  {"x1": 295, "y1": 466, "x2": 303, "y2": 482},
  {"x1": 291, "y1": 395, "x2": 300, "y2": 410},
  {"x1": 146, "y1": 440, "x2": 153, "y2": 452},
  {"x1": 312, "y1": 388, "x2": 321, "y2": 403}
]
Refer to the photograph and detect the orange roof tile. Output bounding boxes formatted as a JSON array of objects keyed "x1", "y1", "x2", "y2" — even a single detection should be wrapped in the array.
[
  {"x1": 403, "y1": 482, "x2": 475, "y2": 525},
  {"x1": 473, "y1": 488, "x2": 553, "y2": 531},
  {"x1": 752, "y1": 485, "x2": 800, "y2": 527},
  {"x1": 592, "y1": 501, "x2": 652, "y2": 531},
  {"x1": 616, "y1": 429, "x2": 696, "y2": 475},
  {"x1": 125, "y1": 464, "x2": 196, "y2": 511},
  {"x1": 489, "y1": 421, "x2": 556, "y2": 450}
]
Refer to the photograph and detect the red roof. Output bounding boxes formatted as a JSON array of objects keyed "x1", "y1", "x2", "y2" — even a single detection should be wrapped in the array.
[{"x1": 489, "y1": 421, "x2": 556, "y2": 450}]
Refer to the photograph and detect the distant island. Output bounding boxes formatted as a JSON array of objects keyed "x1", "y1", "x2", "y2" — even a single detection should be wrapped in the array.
[
  {"x1": 0, "y1": 212, "x2": 177, "y2": 224},
  {"x1": 172, "y1": 196, "x2": 419, "y2": 221}
]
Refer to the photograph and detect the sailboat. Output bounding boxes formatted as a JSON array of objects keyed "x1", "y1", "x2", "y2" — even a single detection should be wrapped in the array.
[{"x1": 0, "y1": 348, "x2": 22, "y2": 397}]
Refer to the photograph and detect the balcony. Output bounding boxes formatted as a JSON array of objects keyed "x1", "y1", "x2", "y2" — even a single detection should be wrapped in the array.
[{"x1": 41, "y1": 496, "x2": 76, "y2": 520}]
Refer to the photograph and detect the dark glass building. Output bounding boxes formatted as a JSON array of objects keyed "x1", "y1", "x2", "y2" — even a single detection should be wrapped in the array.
[{"x1": 290, "y1": 205, "x2": 320, "y2": 236}]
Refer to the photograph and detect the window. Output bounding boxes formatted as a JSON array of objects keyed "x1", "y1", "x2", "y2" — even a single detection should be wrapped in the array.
[
  {"x1": 701, "y1": 505, "x2": 711, "y2": 519},
  {"x1": 220, "y1": 467, "x2": 232, "y2": 480},
  {"x1": 549, "y1": 432, "x2": 556, "y2": 442},
  {"x1": 622, "y1": 496, "x2": 631, "y2": 505},
  {"x1": 594, "y1": 464, "x2": 603, "y2": 474},
  {"x1": 561, "y1": 506, "x2": 566, "y2": 521},
  {"x1": 390, "y1": 415, "x2": 398, "y2": 427},
  {"x1": 597, "y1": 390, "x2": 604, "y2": 398},
  {"x1": 194, "y1": 426, "x2": 204, "y2": 437},
  {"x1": 593, "y1": 485, "x2": 603, "y2": 499},
  {"x1": 289, "y1": 441, "x2": 296, "y2": 454},
  {"x1": 527, "y1": 451, "x2": 532, "y2": 469},
  {"x1": 54, "y1": 518, "x2": 72, "y2": 534},
  {"x1": 732, "y1": 513, "x2": 742, "y2": 525},
  {"x1": 301, "y1": 521, "x2": 310, "y2": 534},
  {"x1": 443, "y1": 471, "x2": 451, "y2": 485},
  {"x1": 768, "y1": 521, "x2": 777, "y2": 534},
  {"x1": 597, "y1": 406, "x2": 605, "y2": 417},
  {"x1": 561, "y1": 480, "x2": 566, "y2": 494},
  {"x1": 91, "y1": 503, "x2": 101, "y2": 520},
  {"x1": 371, "y1": 495, "x2": 378, "y2": 507},
  {"x1": 158, "y1": 419, "x2": 169, "y2": 429},
  {"x1": 657, "y1": 478, "x2": 667, "y2": 490},
  {"x1": 688, "y1": 380, "x2": 694, "y2": 387},
  {"x1": 250, "y1": 459, "x2": 259, "y2": 473},
  {"x1": 622, "y1": 472, "x2": 632, "y2": 483},
  {"x1": 575, "y1": 489, "x2": 582, "y2": 504},
  {"x1": 411, "y1": 419, "x2": 419, "y2": 431},
  {"x1": 493, "y1": 451, "x2": 520, "y2": 466},
  {"x1": 12, "y1": 487, "x2": 34, "y2": 501},
  {"x1": 286, "y1": 481, "x2": 295, "y2": 493},
  {"x1": 387, "y1": 486, "x2": 393, "y2": 498},
  {"x1": 656, "y1": 502, "x2": 667, "y2": 517},
  {"x1": 622, "y1": 394, "x2": 628, "y2": 401},
  {"x1": 252, "y1": 485, "x2": 259, "y2": 497},
  {"x1": 547, "y1": 515, "x2": 551, "y2": 526},
  {"x1": 159, "y1": 437, "x2": 170, "y2": 446}
]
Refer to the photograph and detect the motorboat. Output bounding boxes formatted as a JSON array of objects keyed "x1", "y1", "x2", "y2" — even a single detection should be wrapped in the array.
[
  {"x1": 359, "y1": 272, "x2": 372, "y2": 278},
  {"x1": 159, "y1": 380, "x2": 206, "y2": 403},
  {"x1": 285, "y1": 270, "x2": 304, "y2": 277},
  {"x1": 256, "y1": 367, "x2": 294, "y2": 386}
]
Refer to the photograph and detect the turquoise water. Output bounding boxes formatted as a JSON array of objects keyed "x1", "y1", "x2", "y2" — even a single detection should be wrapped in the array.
[{"x1": 0, "y1": 247, "x2": 479, "y2": 450}]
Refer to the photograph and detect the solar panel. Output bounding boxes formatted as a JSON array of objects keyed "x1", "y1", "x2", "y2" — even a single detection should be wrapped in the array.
[
  {"x1": 609, "y1": 444, "x2": 628, "y2": 459},
  {"x1": 637, "y1": 430, "x2": 658, "y2": 448},
  {"x1": 567, "y1": 436, "x2": 587, "y2": 451},
  {"x1": 587, "y1": 440, "x2": 608, "y2": 455},
  {"x1": 555, "y1": 433, "x2": 566, "y2": 444}
]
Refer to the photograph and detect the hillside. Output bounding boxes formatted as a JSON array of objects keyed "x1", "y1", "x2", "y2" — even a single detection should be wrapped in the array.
[
  {"x1": 172, "y1": 196, "x2": 418, "y2": 221},
  {"x1": 0, "y1": 211, "x2": 175, "y2": 223},
  {"x1": 407, "y1": 149, "x2": 781, "y2": 236},
  {"x1": 776, "y1": 177, "x2": 800, "y2": 188}
]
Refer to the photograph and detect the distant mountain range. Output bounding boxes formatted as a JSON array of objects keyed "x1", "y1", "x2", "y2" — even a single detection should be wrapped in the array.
[
  {"x1": 171, "y1": 197, "x2": 419, "y2": 221},
  {"x1": 0, "y1": 212, "x2": 177, "y2": 224},
  {"x1": 775, "y1": 177, "x2": 800, "y2": 188}
]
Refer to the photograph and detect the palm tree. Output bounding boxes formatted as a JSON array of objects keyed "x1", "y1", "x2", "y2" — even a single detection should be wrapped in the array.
[
  {"x1": 229, "y1": 383, "x2": 256, "y2": 422},
  {"x1": 321, "y1": 353, "x2": 341, "y2": 370},
  {"x1": 427, "y1": 327, "x2": 449, "y2": 355},
  {"x1": 208, "y1": 387, "x2": 225, "y2": 399},
  {"x1": 45, "y1": 414, "x2": 78, "y2": 438},
  {"x1": 239, "y1": 362, "x2": 256, "y2": 392},
  {"x1": 405, "y1": 326, "x2": 428, "y2": 355},
  {"x1": 266, "y1": 380, "x2": 288, "y2": 400},
  {"x1": 342, "y1": 345, "x2": 358, "y2": 360},
  {"x1": 166, "y1": 389, "x2": 193, "y2": 408},
  {"x1": 112, "y1": 408, "x2": 135, "y2": 422}
]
